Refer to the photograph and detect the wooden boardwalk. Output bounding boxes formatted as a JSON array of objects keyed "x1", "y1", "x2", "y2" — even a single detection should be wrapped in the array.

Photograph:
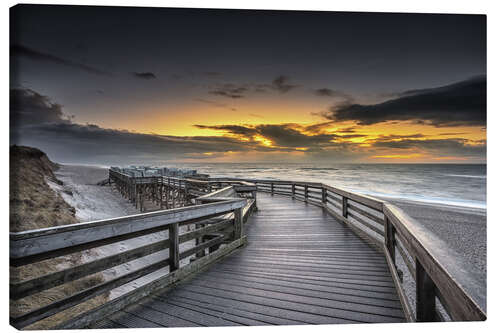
[{"x1": 93, "y1": 192, "x2": 405, "y2": 328}]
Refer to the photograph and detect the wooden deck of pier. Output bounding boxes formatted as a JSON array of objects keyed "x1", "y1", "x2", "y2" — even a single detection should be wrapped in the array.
[{"x1": 94, "y1": 192, "x2": 405, "y2": 328}]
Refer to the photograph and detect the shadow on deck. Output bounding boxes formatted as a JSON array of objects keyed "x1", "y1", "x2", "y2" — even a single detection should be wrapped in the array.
[{"x1": 94, "y1": 192, "x2": 405, "y2": 327}]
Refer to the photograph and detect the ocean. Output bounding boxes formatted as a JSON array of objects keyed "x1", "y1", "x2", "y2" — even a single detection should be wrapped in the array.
[{"x1": 167, "y1": 163, "x2": 487, "y2": 210}]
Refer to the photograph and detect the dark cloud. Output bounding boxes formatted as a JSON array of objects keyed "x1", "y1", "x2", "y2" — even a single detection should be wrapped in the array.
[
  {"x1": 209, "y1": 84, "x2": 247, "y2": 99},
  {"x1": 11, "y1": 44, "x2": 112, "y2": 76},
  {"x1": 193, "y1": 124, "x2": 257, "y2": 136},
  {"x1": 194, "y1": 123, "x2": 338, "y2": 148},
  {"x1": 256, "y1": 124, "x2": 335, "y2": 147},
  {"x1": 304, "y1": 121, "x2": 335, "y2": 133},
  {"x1": 132, "y1": 72, "x2": 157, "y2": 80},
  {"x1": 314, "y1": 88, "x2": 353, "y2": 102},
  {"x1": 337, "y1": 127, "x2": 357, "y2": 133},
  {"x1": 271, "y1": 75, "x2": 298, "y2": 93},
  {"x1": 372, "y1": 138, "x2": 485, "y2": 157},
  {"x1": 206, "y1": 75, "x2": 297, "y2": 99},
  {"x1": 10, "y1": 88, "x2": 71, "y2": 129},
  {"x1": 9, "y1": 88, "x2": 271, "y2": 163},
  {"x1": 320, "y1": 76, "x2": 486, "y2": 127}
]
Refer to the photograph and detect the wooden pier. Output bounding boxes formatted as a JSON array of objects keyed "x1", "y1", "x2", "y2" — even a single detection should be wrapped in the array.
[{"x1": 9, "y1": 174, "x2": 486, "y2": 329}]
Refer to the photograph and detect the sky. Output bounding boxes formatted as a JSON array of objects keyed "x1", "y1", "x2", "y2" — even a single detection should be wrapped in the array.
[{"x1": 10, "y1": 5, "x2": 486, "y2": 164}]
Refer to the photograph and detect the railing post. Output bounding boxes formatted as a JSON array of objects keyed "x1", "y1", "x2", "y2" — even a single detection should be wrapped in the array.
[
  {"x1": 291, "y1": 183, "x2": 296, "y2": 198},
  {"x1": 169, "y1": 223, "x2": 179, "y2": 272},
  {"x1": 271, "y1": 183, "x2": 274, "y2": 195},
  {"x1": 416, "y1": 259, "x2": 438, "y2": 321},
  {"x1": 234, "y1": 207, "x2": 243, "y2": 240},
  {"x1": 305, "y1": 185, "x2": 309, "y2": 201},
  {"x1": 322, "y1": 187, "x2": 326, "y2": 205},
  {"x1": 384, "y1": 216, "x2": 396, "y2": 262},
  {"x1": 342, "y1": 196, "x2": 348, "y2": 218}
]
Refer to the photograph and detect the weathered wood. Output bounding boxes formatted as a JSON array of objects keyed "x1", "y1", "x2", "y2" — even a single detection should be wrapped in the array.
[
  {"x1": 169, "y1": 224, "x2": 179, "y2": 272},
  {"x1": 11, "y1": 199, "x2": 246, "y2": 258},
  {"x1": 396, "y1": 242, "x2": 416, "y2": 280},
  {"x1": 342, "y1": 197, "x2": 348, "y2": 218},
  {"x1": 234, "y1": 207, "x2": 243, "y2": 240},
  {"x1": 56, "y1": 237, "x2": 248, "y2": 329},
  {"x1": 384, "y1": 216, "x2": 395, "y2": 262},
  {"x1": 383, "y1": 204, "x2": 486, "y2": 321},
  {"x1": 179, "y1": 219, "x2": 233, "y2": 244},
  {"x1": 416, "y1": 259, "x2": 438, "y2": 322},
  {"x1": 11, "y1": 256, "x2": 169, "y2": 329},
  {"x1": 383, "y1": 247, "x2": 415, "y2": 322},
  {"x1": 11, "y1": 238, "x2": 170, "y2": 300},
  {"x1": 180, "y1": 234, "x2": 228, "y2": 260},
  {"x1": 347, "y1": 212, "x2": 384, "y2": 236},
  {"x1": 347, "y1": 203, "x2": 384, "y2": 226},
  {"x1": 323, "y1": 184, "x2": 384, "y2": 212}
]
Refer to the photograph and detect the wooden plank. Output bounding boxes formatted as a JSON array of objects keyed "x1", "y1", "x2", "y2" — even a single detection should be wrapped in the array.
[
  {"x1": 323, "y1": 184, "x2": 384, "y2": 211},
  {"x1": 416, "y1": 259, "x2": 439, "y2": 321},
  {"x1": 169, "y1": 224, "x2": 179, "y2": 272},
  {"x1": 347, "y1": 203, "x2": 384, "y2": 226},
  {"x1": 179, "y1": 218, "x2": 233, "y2": 244},
  {"x1": 179, "y1": 234, "x2": 228, "y2": 260},
  {"x1": 11, "y1": 199, "x2": 246, "y2": 259},
  {"x1": 396, "y1": 242, "x2": 416, "y2": 280},
  {"x1": 384, "y1": 204, "x2": 486, "y2": 321},
  {"x1": 347, "y1": 212, "x2": 384, "y2": 236},
  {"x1": 11, "y1": 238, "x2": 170, "y2": 300},
  {"x1": 383, "y1": 247, "x2": 415, "y2": 322},
  {"x1": 56, "y1": 237, "x2": 247, "y2": 329},
  {"x1": 11, "y1": 256, "x2": 169, "y2": 329}
]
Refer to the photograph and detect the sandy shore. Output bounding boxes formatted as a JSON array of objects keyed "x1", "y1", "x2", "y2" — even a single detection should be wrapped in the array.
[
  {"x1": 48, "y1": 164, "x2": 138, "y2": 221},
  {"x1": 49, "y1": 164, "x2": 195, "y2": 299},
  {"x1": 386, "y1": 198, "x2": 486, "y2": 276}
]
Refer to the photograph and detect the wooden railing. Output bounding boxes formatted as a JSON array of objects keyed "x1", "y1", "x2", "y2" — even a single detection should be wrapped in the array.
[
  {"x1": 10, "y1": 183, "x2": 255, "y2": 329},
  {"x1": 208, "y1": 177, "x2": 486, "y2": 323},
  {"x1": 109, "y1": 169, "x2": 257, "y2": 211}
]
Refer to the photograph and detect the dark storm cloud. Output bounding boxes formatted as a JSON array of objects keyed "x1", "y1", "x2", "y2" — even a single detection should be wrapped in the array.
[
  {"x1": 271, "y1": 75, "x2": 298, "y2": 93},
  {"x1": 9, "y1": 88, "x2": 286, "y2": 163},
  {"x1": 10, "y1": 88, "x2": 71, "y2": 128},
  {"x1": 194, "y1": 123, "x2": 339, "y2": 148},
  {"x1": 11, "y1": 44, "x2": 112, "y2": 76},
  {"x1": 132, "y1": 72, "x2": 157, "y2": 80},
  {"x1": 320, "y1": 76, "x2": 486, "y2": 127},
  {"x1": 256, "y1": 124, "x2": 335, "y2": 147}
]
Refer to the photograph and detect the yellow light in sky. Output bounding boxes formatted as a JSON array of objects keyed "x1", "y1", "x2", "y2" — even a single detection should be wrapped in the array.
[
  {"x1": 371, "y1": 154, "x2": 424, "y2": 159},
  {"x1": 253, "y1": 135, "x2": 273, "y2": 147}
]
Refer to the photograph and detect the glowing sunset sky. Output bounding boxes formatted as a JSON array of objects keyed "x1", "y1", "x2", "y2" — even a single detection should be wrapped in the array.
[{"x1": 10, "y1": 5, "x2": 486, "y2": 164}]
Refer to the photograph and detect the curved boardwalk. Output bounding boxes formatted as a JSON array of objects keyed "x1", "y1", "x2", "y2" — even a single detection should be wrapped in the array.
[{"x1": 94, "y1": 193, "x2": 405, "y2": 328}]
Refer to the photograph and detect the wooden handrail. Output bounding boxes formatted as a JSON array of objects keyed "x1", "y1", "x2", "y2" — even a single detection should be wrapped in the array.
[
  {"x1": 10, "y1": 173, "x2": 253, "y2": 329},
  {"x1": 223, "y1": 177, "x2": 486, "y2": 322}
]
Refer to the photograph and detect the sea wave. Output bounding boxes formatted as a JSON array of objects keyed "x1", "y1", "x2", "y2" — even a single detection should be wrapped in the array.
[
  {"x1": 445, "y1": 174, "x2": 486, "y2": 179},
  {"x1": 354, "y1": 189, "x2": 486, "y2": 210}
]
